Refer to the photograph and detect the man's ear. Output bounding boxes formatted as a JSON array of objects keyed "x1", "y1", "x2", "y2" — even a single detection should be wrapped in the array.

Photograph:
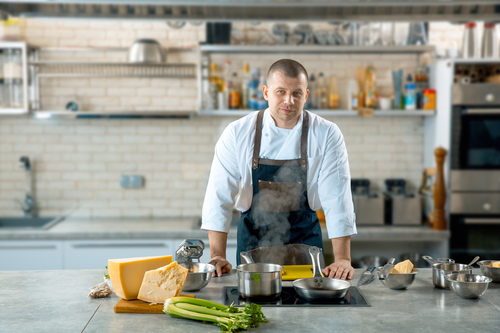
[
  {"x1": 305, "y1": 89, "x2": 309, "y2": 101},
  {"x1": 263, "y1": 85, "x2": 269, "y2": 101}
]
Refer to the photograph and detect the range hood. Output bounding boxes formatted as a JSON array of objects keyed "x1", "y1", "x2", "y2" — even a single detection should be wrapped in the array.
[{"x1": 1, "y1": 1, "x2": 499, "y2": 22}]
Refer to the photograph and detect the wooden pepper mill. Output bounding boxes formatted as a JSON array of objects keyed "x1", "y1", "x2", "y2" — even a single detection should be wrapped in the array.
[{"x1": 432, "y1": 147, "x2": 447, "y2": 230}]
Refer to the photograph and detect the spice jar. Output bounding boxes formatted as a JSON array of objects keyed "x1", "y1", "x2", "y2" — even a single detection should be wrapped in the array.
[{"x1": 422, "y1": 89, "x2": 436, "y2": 110}]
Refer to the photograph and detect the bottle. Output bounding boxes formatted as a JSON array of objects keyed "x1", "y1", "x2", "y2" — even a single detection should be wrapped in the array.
[
  {"x1": 404, "y1": 74, "x2": 417, "y2": 110},
  {"x1": 347, "y1": 79, "x2": 359, "y2": 110},
  {"x1": 228, "y1": 72, "x2": 241, "y2": 109},
  {"x1": 241, "y1": 63, "x2": 250, "y2": 109},
  {"x1": 257, "y1": 75, "x2": 268, "y2": 109},
  {"x1": 481, "y1": 23, "x2": 497, "y2": 58},
  {"x1": 248, "y1": 68, "x2": 260, "y2": 110},
  {"x1": 328, "y1": 72, "x2": 339, "y2": 109},
  {"x1": 207, "y1": 63, "x2": 220, "y2": 109},
  {"x1": 223, "y1": 60, "x2": 231, "y2": 92},
  {"x1": 315, "y1": 72, "x2": 327, "y2": 109},
  {"x1": 461, "y1": 22, "x2": 477, "y2": 59},
  {"x1": 364, "y1": 65, "x2": 376, "y2": 108},
  {"x1": 306, "y1": 74, "x2": 316, "y2": 109}
]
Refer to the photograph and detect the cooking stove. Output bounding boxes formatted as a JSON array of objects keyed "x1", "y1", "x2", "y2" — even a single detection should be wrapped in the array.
[{"x1": 223, "y1": 286, "x2": 370, "y2": 307}]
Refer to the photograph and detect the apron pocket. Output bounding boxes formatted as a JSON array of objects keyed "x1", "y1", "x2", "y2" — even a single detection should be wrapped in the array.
[{"x1": 258, "y1": 180, "x2": 301, "y2": 213}]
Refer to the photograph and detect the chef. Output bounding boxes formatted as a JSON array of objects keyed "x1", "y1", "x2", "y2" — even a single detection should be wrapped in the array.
[{"x1": 201, "y1": 59, "x2": 356, "y2": 280}]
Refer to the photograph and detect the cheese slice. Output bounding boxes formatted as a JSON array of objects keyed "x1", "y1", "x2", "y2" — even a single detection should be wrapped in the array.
[
  {"x1": 138, "y1": 261, "x2": 188, "y2": 304},
  {"x1": 490, "y1": 261, "x2": 500, "y2": 268},
  {"x1": 390, "y1": 259, "x2": 414, "y2": 274},
  {"x1": 108, "y1": 255, "x2": 172, "y2": 300}
]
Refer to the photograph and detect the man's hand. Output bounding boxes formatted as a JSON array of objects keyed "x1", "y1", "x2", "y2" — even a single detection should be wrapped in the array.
[
  {"x1": 209, "y1": 255, "x2": 232, "y2": 277},
  {"x1": 322, "y1": 259, "x2": 354, "y2": 280}
]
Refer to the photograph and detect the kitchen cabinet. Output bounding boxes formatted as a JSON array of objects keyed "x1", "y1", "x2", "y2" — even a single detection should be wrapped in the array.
[
  {"x1": 0, "y1": 240, "x2": 63, "y2": 270},
  {"x1": 63, "y1": 239, "x2": 174, "y2": 269},
  {"x1": 0, "y1": 41, "x2": 29, "y2": 115}
]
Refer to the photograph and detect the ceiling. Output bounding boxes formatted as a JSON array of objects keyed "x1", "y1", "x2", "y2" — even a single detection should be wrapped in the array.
[{"x1": 0, "y1": 0, "x2": 499, "y2": 22}]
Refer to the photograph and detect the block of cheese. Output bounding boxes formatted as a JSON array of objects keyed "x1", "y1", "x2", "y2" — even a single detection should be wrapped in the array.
[
  {"x1": 490, "y1": 261, "x2": 500, "y2": 268},
  {"x1": 108, "y1": 255, "x2": 172, "y2": 300},
  {"x1": 138, "y1": 261, "x2": 188, "y2": 304},
  {"x1": 390, "y1": 259, "x2": 414, "y2": 274}
]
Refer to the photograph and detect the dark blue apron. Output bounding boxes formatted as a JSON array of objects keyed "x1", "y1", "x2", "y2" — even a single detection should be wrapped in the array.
[{"x1": 236, "y1": 110, "x2": 323, "y2": 265}]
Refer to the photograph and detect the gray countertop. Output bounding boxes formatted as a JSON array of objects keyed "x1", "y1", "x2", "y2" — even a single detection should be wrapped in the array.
[
  {"x1": 1, "y1": 268, "x2": 498, "y2": 333},
  {"x1": 0, "y1": 217, "x2": 450, "y2": 241}
]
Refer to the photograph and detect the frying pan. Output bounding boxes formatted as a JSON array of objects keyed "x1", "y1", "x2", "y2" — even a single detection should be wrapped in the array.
[{"x1": 292, "y1": 247, "x2": 350, "y2": 300}]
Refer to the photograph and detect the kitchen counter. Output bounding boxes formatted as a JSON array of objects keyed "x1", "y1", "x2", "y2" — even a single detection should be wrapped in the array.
[
  {"x1": 1, "y1": 268, "x2": 498, "y2": 333},
  {"x1": 0, "y1": 217, "x2": 450, "y2": 241}
]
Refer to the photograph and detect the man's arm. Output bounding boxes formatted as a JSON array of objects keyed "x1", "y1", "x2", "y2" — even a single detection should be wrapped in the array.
[
  {"x1": 208, "y1": 230, "x2": 232, "y2": 277},
  {"x1": 322, "y1": 236, "x2": 354, "y2": 280}
]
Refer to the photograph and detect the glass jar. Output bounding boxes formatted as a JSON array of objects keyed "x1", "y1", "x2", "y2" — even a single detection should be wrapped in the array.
[
  {"x1": 4, "y1": 48, "x2": 23, "y2": 79},
  {"x1": 7, "y1": 78, "x2": 23, "y2": 108}
]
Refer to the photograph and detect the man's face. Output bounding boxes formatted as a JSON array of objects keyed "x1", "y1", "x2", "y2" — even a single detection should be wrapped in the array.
[{"x1": 263, "y1": 71, "x2": 309, "y2": 129}]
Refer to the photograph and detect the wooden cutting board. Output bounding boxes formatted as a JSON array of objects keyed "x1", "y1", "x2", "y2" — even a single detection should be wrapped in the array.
[
  {"x1": 114, "y1": 294, "x2": 195, "y2": 314},
  {"x1": 281, "y1": 265, "x2": 313, "y2": 281}
]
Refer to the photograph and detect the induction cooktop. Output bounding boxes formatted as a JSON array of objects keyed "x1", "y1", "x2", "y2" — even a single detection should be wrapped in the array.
[{"x1": 223, "y1": 286, "x2": 370, "y2": 307}]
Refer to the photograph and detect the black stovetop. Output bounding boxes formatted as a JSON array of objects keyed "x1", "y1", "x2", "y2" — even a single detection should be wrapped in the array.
[{"x1": 223, "y1": 286, "x2": 370, "y2": 307}]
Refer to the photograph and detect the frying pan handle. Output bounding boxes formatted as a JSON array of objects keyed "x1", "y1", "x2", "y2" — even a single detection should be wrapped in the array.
[{"x1": 309, "y1": 246, "x2": 324, "y2": 278}]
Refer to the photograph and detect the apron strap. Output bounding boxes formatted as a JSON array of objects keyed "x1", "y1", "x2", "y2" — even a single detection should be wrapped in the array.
[{"x1": 252, "y1": 109, "x2": 309, "y2": 171}]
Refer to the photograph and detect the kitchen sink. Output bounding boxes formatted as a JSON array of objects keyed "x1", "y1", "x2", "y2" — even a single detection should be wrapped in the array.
[{"x1": 0, "y1": 217, "x2": 64, "y2": 230}]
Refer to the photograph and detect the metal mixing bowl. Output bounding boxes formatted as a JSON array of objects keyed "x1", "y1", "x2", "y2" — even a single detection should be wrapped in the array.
[
  {"x1": 478, "y1": 260, "x2": 500, "y2": 282},
  {"x1": 179, "y1": 262, "x2": 216, "y2": 291},
  {"x1": 445, "y1": 273, "x2": 492, "y2": 299},
  {"x1": 128, "y1": 39, "x2": 165, "y2": 63},
  {"x1": 379, "y1": 269, "x2": 418, "y2": 290}
]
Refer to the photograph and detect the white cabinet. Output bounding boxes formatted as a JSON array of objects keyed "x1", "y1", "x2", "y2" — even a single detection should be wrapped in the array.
[
  {"x1": 63, "y1": 239, "x2": 174, "y2": 269},
  {"x1": 0, "y1": 42, "x2": 29, "y2": 115},
  {"x1": 0, "y1": 240, "x2": 63, "y2": 270}
]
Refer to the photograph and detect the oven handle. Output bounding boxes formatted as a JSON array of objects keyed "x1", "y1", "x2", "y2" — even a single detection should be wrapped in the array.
[
  {"x1": 464, "y1": 218, "x2": 500, "y2": 224},
  {"x1": 464, "y1": 109, "x2": 500, "y2": 115}
]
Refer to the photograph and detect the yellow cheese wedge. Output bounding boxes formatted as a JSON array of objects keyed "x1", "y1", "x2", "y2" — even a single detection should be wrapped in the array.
[
  {"x1": 390, "y1": 259, "x2": 414, "y2": 274},
  {"x1": 490, "y1": 261, "x2": 500, "y2": 268},
  {"x1": 137, "y1": 261, "x2": 188, "y2": 304},
  {"x1": 108, "y1": 255, "x2": 172, "y2": 300}
]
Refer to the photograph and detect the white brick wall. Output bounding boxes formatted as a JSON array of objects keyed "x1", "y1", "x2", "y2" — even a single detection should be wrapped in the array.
[{"x1": 0, "y1": 19, "x2": 466, "y2": 218}]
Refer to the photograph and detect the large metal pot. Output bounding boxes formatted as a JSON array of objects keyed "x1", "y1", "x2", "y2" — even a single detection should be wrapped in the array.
[
  {"x1": 423, "y1": 255, "x2": 473, "y2": 289},
  {"x1": 237, "y1": 263, "x2": 283, "y2": 298}
]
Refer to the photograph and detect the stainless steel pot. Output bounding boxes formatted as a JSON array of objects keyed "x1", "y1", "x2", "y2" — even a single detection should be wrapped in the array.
[
  {"x1": 237, "y1": 263, "x2": 283, "y2": 298},
  {"x1": 432, "y1": 263, "x2": 473, "y2": 289}
]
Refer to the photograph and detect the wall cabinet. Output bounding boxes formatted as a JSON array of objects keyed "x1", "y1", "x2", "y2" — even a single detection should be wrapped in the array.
[
  {"x1": 0, "y1": 240, "x2": 63, "y2": 270},
  {"x1": 0, "y1": 41, "x2": 29, "y2": 115}
]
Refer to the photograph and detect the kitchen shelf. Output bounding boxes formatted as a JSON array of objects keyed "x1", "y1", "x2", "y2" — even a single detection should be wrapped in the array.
[
  {"x1": 30, "y1": 61, "x2": 197, "y2": 78},
  {"x1": 33, "y1": 110, "x2": 196, "y2": 119},
  {"x1": 199, "y1": 45, "x2": 435, "y2": 54},
  {"x1": 199, "y1": 109, "x2": 436, "y2": 116}
]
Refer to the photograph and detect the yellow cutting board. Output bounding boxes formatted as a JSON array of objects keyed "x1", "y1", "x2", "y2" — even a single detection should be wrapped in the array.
[{"x1": 281, "y1": 265, "x2": 314, "y2": 280}]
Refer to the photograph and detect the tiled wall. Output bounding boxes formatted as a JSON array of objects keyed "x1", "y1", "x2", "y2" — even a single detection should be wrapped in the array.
[{"x1": 0, "y1": 19, "x2": 464, "y2": 218}]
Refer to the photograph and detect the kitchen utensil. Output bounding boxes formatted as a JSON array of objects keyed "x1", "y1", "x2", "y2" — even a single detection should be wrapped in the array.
[
  {"x1": 272, "y1": 23, "x2": 291, "y2": 45},
  {"x1": 357, "y1": 265, "x2": 376, "y2": 287},
  {"x1": 114, "y1": 294, "x2": 195, "y2": 313},
  {"x1": 379, "y1": 268, "x2": 418, "y2": 290},
  {"x1": 406, "y1": 22, "x2": 427, "y2": 45},
  {"x1": 477, "y1": 260, "x2": 500, "y2": 282},
  {"x1": 351, "y1": 179, "x2": 384, "y2": 225},
  {"x1": 179, "y1": 262, "x2": 216, "y2": 291},
  {"x1": 431, "y1": 262, "x2": 473, "y2": 289},
  {"x1": 437, "y1": 258, "x2": 455, "y2": 264},
  {"x1": 237, "y1": 263, "x2": 283, "y2": 298},
  {"x1": 293, "y1": 24, "x2": 314, "y2": 45},
  {"x1": 378, "y1": 258, "x2": 395, "y2": 280},
  {"x1": 460, "y1": 256, "x2": 480, "y2": 272},
  {"x1": 422, "y1": 255, "x2": 439, "y2": 266},
  {"x1": 128, "y1": 39, "x2": 165, "y2": 63},
  {"x1": 445, "y1": 273, "x2": 492, "y2": 299},
  {"x1": 239, "y1": 244, "x2": 326, "y2": 267},
  {"x1": 292, "y1": 247, "x2": 350, "y2": 300},
  {"x1": 281, "y1": 265, "x2": 313, "y2": 280}
]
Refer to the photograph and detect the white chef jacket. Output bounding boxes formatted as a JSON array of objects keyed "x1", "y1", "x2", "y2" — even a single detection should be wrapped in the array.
[{"x1": 201, "y1": 109, "x2": 357, "y2": 240}]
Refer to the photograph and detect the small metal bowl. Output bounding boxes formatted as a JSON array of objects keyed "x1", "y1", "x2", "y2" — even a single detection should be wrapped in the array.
[
  {"x1": 445, "y1": 273, "x2": 492, "y2": 299},
  {"x1": 179, "y1": 262, "x2": 216, "y2": 291},
  {"x1": 477, "y1": 260, "x2": 500, "y2": 282},
  {"x1": 379, "y1": 269, "x2": 418, "y2": 290}
]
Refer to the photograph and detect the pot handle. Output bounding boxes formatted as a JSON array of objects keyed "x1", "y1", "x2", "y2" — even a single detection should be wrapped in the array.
[
  {"x1": 240, "y1": 251, "x2": 255, "y2": 264},
  {"x1": 422, "y1": 255, "x2": 439, "y2": 266},
  {"x1": 308, "y1": 246, "x2": 324, "y2": 278}
]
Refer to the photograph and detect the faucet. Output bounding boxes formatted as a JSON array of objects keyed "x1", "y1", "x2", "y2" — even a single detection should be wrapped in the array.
[
  {"x1": 175, "y1": 239, "x2": 205, "y2": 263},
  {"x1": 16, "y1": 156, "x2": 35, "y2": 217}
]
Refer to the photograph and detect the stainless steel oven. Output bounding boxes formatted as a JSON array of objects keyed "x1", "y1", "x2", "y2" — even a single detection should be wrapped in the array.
[{"x1": 450, "y1": 80, "x2": 500, "y2": 262}]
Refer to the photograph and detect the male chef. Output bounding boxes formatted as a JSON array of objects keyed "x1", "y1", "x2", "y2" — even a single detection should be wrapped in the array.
[{"x1": 201, "y1": 59, "x2": 356, "y2": 280}]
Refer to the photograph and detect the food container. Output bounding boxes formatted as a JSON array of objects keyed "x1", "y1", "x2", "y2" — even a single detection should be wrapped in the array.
[
  {"x1": 432, "y1": 263, "x2": 472, "y2": 289},
  {"x1": 422, "y1": 89, "x2": 436, "y2": 110},
  {"x1": 179, "y1": 262, "x2": 216, "y2": 292},
  {"x1": 477, "y1": 260, "x2": 500, "y2": 282},
  {"x1": 379, "y1": 269, "x2": 418, "y2": 290},
  {"x1": 237, "y1": 263, "x2": 283, "y2": 298},
  {"x1": 445, "y1": 273, "x2": 492, "y2": 299}
]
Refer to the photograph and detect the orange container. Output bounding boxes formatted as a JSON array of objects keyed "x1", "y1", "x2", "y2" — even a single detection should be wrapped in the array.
[{"x1": 422, "y1": 89, "x2": 436, "y2": 110}]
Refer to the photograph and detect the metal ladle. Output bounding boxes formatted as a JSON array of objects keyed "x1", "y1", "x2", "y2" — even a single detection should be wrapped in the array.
[{"x1": 459, "y1": 256, "x2": 480, "y2": 273}]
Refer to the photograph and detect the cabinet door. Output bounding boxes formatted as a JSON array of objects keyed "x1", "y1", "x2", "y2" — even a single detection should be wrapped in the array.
[
  {"x1": 63, "y1": 239, "x2": 174, "y2": 269},
  {"x1": 198, "y1": 238, "x2": 238, "y2": 268},
  {"x1": 0, "y1": 240, "x2": 63, "y2": 270}
]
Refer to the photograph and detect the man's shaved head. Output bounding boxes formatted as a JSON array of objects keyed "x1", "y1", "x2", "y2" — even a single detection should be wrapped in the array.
[{"x1": 267, "y1": 59, "x2": 309, "y2": 87}]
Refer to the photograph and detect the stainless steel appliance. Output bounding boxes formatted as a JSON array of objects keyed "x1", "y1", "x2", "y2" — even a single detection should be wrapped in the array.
[
  {"x1": 384, "y1": 179, "x2": 421, "y2": 226},
  {"x1": 450, "y1": 77, "x2": 500, "y2": 262},
  {"x1": 351, "y1": 179, "x2": 384, "y2": 225}
]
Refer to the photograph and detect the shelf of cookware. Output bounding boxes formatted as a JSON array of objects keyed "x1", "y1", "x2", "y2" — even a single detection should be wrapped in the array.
[
  {"x1": 199, "y1": 44, "x2": 436, "y2": 54},
  {"x1": 198, "y1": 109, "x2": 436, "y2": 116},
  {"x1": 31, "y1": 110, "x2": 196, "y2": 119}
]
